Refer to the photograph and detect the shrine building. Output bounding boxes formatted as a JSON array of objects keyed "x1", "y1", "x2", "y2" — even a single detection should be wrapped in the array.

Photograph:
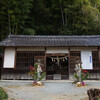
[{"x1": 0, "y1": 35, "x2": 100, "y2": 80}]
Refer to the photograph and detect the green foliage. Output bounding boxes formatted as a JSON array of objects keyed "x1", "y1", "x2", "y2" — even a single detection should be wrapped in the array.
[
  {"x1": 39, "y1": 72, "x2": 46, "y2": 81},
  {"x1": 82, "y1": 73, "x2": 89, "y2": 81},
  {"x1": 33, "y1": 64, "x2": 38, "y2": 81},
  {"x1": 0, "y1": 0, "x2": 32, "y2": 41},
  {"x1": 24, "y1": 28, "x2": 35, "y2": 35},
  {"x1": 0, "y1": 87, "x2": 8, "y2": 100},
  {"x1": 29, "y1": 64, "x2": 46, "y2": 82},
  {"x1": 1, "y1": 0, "x2": 100, "y2": 39},
  {"x1": 74, "y1": 69, "x2": 89, "y2": 82},
  {"x1": 96, "y1": 97, "x2": 100, "y2": 100},
  {"x1": 34, "y1": 71, "x2": 38, "y2": 82},
  {"x1": 29, "y1": 0, "x2": 100, "y2": 35},
  {"x1": 74, "y1": 73, "x2": 79, "y2": 80}
]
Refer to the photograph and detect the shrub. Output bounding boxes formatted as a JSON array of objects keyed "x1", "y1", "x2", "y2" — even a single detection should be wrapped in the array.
[{"x1": 0, "y1": 87, "x2": 8, "y2": 100}]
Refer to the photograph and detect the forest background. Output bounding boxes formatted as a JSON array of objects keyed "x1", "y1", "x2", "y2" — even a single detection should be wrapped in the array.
[{"x1": 0, "y1": 0, "x2": 100, "y2": 41}]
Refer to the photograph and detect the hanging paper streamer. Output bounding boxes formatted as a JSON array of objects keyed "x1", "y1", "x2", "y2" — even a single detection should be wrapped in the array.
[
  {"x1": 65, "y1": 57, "x2": 67, "y2": 60},
  {"x1": 63, "y1": 58, "x2": 64, "y2": 62},
  {"x1": 49, "y1": 56, "x2": 68, "y2": 63},
  {"x1": 57, "y1": 62, "x2": 59, "y2": 66}
]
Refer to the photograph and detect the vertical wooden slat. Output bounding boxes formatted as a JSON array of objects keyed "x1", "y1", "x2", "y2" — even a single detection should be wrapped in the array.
[
  {"x1": 45, "y1": 47, "x2": 46, "y2": 72},
  {"x1": 92, "y1": 51, "x2": 99, "y2": 70},
  {"x1": 69, "y1": 51, "x2": 81, "y2": 80},
  {"x1": 98, "y1": 47, "x2": 100, "y2": 74},
  {"x1": 68, "y1": 47, "x2": 70, "y2": 79},
  {"x1": 70, "y1": 51, "x2": 81, "y2": 72},
  {"x1": 2, "y1": 51, "x2": 45, "y2": 80},
  {"x1": 15, "y1": 51, "x2": 45, "y2": 80}
]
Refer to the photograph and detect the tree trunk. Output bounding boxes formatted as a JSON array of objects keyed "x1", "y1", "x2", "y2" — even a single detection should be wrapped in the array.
[
  {"x1": 60, "y1": 3, "x2": 64, "y2": 26},
  {"x1": 15, "y1": 24, "x2": 18, "y2": 35},
  {"x1": 8, "y1": 8, "x2": 11, "y2": 34},
  {"x1": 65, "y1": 13, "x2": 67, "y2": 28}
]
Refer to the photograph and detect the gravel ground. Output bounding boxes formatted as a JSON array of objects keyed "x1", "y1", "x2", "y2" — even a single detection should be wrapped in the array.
[{"x1": 0, "y1": 80, "x2": 100, "y2": 100}]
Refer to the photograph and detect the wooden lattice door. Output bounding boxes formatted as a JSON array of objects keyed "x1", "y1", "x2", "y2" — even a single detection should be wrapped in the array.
[
  {"x1": 34, "y1": 56, "x2": 46, "y2": 72},
  {"x1": 69, "y1": 51, "x2": 81, "y2": 74}
]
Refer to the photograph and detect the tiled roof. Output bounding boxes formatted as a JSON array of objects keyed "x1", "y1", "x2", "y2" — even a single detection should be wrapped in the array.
[{"x1": 0, "y1": 34, "x2": 100, "y2": 47}]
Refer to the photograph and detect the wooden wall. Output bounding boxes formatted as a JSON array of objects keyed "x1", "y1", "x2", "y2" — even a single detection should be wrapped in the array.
[
  {"x1": 69, "y1": 50, "x2": 100, "y2": 80},
  {"x1": 1, "y1": 46, "x2": 100, "y2": 80},
  {"x1": 1, "y1": 69, "x2": 100, "y2": 80},
  {"x1": 1, "y1": 69, "x2": 33, "y2": 80},
  {"x1": 87, "y1": 70, "x2": 100, "y2": 80}
]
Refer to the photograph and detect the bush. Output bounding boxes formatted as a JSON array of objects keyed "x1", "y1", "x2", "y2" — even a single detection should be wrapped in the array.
[{"x1": 0, "y1": 87, "x2": 8, "y2": 100}]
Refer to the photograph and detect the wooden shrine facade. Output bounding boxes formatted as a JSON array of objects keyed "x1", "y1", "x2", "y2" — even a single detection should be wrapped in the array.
[
  {"x1": 0, "y1": 35, "x2": 100, "y2": 80},
  {"x1": 1, "y1": 46, "x2": 100, "y2": 80}
]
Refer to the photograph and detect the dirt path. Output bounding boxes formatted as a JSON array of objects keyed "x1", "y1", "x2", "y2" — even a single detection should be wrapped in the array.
[
  {"x1": 0, "y1": 81, "x2": 100, "y2": 100},
  {"x1": 4, "y1": 85, "x2": 88, "y2": 100}
]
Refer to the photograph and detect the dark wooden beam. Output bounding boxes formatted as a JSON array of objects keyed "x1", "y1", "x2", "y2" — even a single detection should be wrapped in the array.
[
  {"x1": 14, "y1": 47, "x2": 17, "y2": 69},
  {"x1": 68, "y1": 47, "x2": 70, "y2": 79},
  {"x1": 44, "y1": 47, "x2": 46, "y2": 80},
  {"x1": 2, "y1": 47, "x2": 5, "y2": 69},
  {"x1": 98, "y1": 47, "x2": 100, "y2": 71}
]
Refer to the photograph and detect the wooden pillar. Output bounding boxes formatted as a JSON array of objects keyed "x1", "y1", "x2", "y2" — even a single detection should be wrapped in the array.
[
  {"x1": 68, "y1": 47, "x2": 70, "y2": 80},
  {"x1": 68, "y1": 47, "x2": 74, "y2": 80},
  {"x1": 14, "y1": 47, "x2": 17, "y2": 69},
  {"x1": 98, "y1": 47, "x2": 100, "y2": 69},
  {"x1": 69, "y1": 50, "x2": 81, "y2": 80},
  {"x1": 98, "y1": 47, "x2": 100, "y2": 77},
  {"x1": 43, "y1": 47, "x2": 46, "y2": 80},
  {"x1": 1, "y1": 47, "x2": 5, "y2": 80},
  {"x1": 14, "y1": 47, "x2": 17, "y2": 80}
]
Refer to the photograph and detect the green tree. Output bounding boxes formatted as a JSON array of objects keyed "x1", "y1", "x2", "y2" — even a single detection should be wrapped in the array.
[
  {"x1": 1, "y1": 0, "x2": 100, "y2": 37},
  {"x1": 0, "y1": 0, "x2": 32, "y2": 41},
  {"x1": 59, "y1": 0, "x2": 100, "y2": 35}
]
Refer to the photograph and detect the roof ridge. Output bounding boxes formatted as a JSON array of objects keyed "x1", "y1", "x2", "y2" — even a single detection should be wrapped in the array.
[{"x1": 7, "y1": 34, "x2": 100, "y2": 38}]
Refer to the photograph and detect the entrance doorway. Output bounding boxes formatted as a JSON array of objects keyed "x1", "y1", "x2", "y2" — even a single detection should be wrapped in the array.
[{"x1": 46, "y1": 54, "x2": 69, "y2": 80}]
